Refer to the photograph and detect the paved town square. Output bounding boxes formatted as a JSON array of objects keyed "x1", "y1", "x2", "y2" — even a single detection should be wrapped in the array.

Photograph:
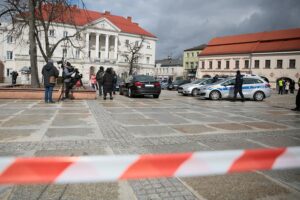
[{"x1": 0, "y1": 91, "x2": 299, "y2": 200}]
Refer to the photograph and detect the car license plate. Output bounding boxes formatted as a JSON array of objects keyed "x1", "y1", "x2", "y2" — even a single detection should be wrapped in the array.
[{"x1": 145, "y1": 84, "x2": 154, "y2": 87}]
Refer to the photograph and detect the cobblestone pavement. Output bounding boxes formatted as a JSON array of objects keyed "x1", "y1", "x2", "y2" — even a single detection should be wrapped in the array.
[{"x1": 0, "y1": 90, "x2": 300, "y2": 200}]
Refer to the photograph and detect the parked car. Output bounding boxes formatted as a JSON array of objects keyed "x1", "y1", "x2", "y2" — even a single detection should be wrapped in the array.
[
  {"x1": 168, "y1": 79, "x2": 190, "y2": 90},
  {"x1": 199, "y1": 75, "x2": 271, "y2": 101},
  {"x1": 160, "y1": 80, "x2": 169, "y2": 90},
  {"x1": 119, "y1": 75, "x2": 161, "y2": 98},
  {"x1": 178, "y1": 78, "x2": 224, "y2": 96}
]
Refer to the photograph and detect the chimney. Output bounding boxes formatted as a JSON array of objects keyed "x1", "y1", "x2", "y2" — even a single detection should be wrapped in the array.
[
  {"x1": 104, "y1": 11, "x2": 110, "y2": 15},
  {"x1": 127, "y1": 16, "x2": 132, "y2": 22}
]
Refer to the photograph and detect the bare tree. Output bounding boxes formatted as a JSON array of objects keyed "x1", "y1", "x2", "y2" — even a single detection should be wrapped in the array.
[
  {"x1": 122, "y1": 36, "x2": 145, "y2": 76},
  {"x1": 0, "y1": 0, "x2": 87, "y2": 87}
]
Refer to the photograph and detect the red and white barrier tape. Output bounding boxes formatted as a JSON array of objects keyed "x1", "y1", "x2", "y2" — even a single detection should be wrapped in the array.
[{"x1": 0, "y1": 147, "x2": 299, "y2": 185}]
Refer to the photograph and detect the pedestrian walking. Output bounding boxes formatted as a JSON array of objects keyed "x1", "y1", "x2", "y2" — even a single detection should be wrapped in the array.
[
  {"x1": 290, "y1": 80, "x2": 295, "y2": 94},
  {"x1": 291, "y1": 78, "x2": 300, "y2": 111},
  {"x1": 90, "y1": 73, "x2": 98, "y2": 90},
  {"x1": 278, "y1": 78, "x2": 284, "y2": 95},
  {"x1": 232, "y1": 70, "x2": 244, "y2": 101},
  {"x1": 42, "y1": 59, "x2": 59, "y2": 103},
  {"x1": 96, "y1": 66, "x2": 104, "y2": 96},
  {"x1": 102, "y1": 68, "x2": 114, "y2": 100},
  {"x1": 112, "y1": 69, "x2": 117, "y2": 95}
]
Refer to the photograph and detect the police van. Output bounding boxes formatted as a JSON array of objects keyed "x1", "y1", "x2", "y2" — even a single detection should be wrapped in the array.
[{"x1": 199, "y1": 74, "x2": 272, "y2": 101}]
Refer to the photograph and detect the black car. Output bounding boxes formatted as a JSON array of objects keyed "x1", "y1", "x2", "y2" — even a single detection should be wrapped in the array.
[
  {"x1": 168, "y1": 79, "x2": 190, "y2": 90},
  {"x1": 119, "y1": 75, "x2": 161, "y2": 98}
]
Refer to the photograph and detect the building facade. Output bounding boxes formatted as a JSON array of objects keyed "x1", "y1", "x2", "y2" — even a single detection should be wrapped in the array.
[
  {"x1": 155, "y1": 58, "x2": 183, "y2": 80},
  {"x1": 197, "y1": 28, "x2": 300, "y2": 88},
  {"x1": 0, "y1": 8, "x2": 157, "y2": 83},
  {"x1": 183, "y1": 44, "x2": 206, "y2": 79}
]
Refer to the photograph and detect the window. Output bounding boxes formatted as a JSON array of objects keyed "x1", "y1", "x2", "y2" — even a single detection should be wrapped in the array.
[
  {"x1": 187, "y1": 53, "x2": 189, "y2": 57},
  {"x1": 222, "y1": 79, "x2": 236, "y2": 86},
  {"x1": 244, "y1": 78, "x2": 264, "y2": 84},
  {"x1": 265, "y1": 60, "x2": 271, "y2": 69},
  {"x1": 289, "y1": 59, "x2": 296, "y2": 69},
  {"x1": 49, "y1": 29, "x2": 55, "y2": 37},
  {"x1": 191, "y1": 62, "x2": 194, "y2": 69},
  {"x1": 192, "y1": 52, "x2": 194, "y2": 57},
  {"x1": 147, "y1": 45, "x2": 151, "y2": 49},
  {"x1": 135, "y1": 41, "x2": 139, "y2": 47},
  {"x1": 75, "y1": 49, "x2": 80, "y2": 59},
  {"x1": 254, "y1": 60, "x2": 260, "y2": 69},
  {"x1": 63, "y1": 49, "x2": 67, "y2": 58},
  {"x1": 202, "y1": 61, "x2": 205, "y2": 69},
  {"x1": 217, "y1": 61, "x2": 221, "y2": 69},
  {"x1": 235, "y1": 60, "x2": 239, "y2": 69},
  {"x1": 63, "y1": 31, "x2": 68, "y2": 37},
  {"x1": 244, "y1": 60, "x2": 249, "y2": 69},
  {"x1": 209, "y1": 61, "x2": 212, "y2": 69},
  {"x1": 146, "y1": 57, "x2": 150, "y2": 64},
  {"x1": 172, "y1": 68, "x2": 174, "y2": 73},
  {"x1": 186, "y1": 62, "x2": 189, "y2": 68},
  {"x1": 125, "y1": 40, "x2": 129, "y2": 46},
  {"x1": 277, "y1": 60, "x2": 283, "y2": 69},
  {"x1": 226, "y1": 61, "x2": 230, "y2": 69},
  {"x1": 7, "y1": 35, "x2": 13, "y2": 43},
  {"x1": 6, "y1": 51, "x2": 13, "y2": 60}
]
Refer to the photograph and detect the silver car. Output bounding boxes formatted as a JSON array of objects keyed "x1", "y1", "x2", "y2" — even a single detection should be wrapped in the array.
[
  {"x1": 178, "y1": 78, "x2": 222, "y2": 96},
  {"x1": 199, "y1": 75, "x2": 272, "y2": 101}
]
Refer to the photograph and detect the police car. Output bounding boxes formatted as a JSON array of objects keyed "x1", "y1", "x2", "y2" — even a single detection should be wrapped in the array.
[{"x1": 199, "y1": 75, "x2": 272, "y2": 101}]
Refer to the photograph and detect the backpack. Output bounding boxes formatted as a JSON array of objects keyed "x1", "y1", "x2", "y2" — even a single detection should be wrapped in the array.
[{"x1": 96, "y1": 71, "x2": 104, "y2": 82}]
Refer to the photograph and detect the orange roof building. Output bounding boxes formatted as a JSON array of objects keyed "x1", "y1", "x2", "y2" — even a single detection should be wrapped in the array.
[{"x1": 197, "y1": 28, "x2": 300, "y2": 87}]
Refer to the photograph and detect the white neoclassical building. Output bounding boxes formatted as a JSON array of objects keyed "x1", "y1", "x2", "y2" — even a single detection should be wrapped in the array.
[
  {"x1": 0, "y1": 7, "x2": 157, "y2": 83},
  {"x1": 198, "y1": 28, "x2": 300, "y2": 88}
]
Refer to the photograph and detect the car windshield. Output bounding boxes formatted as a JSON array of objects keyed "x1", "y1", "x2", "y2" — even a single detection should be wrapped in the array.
[
  {"x1": 173, "y1": 80, "x2": 186, "y2": 84},
  {"x1": 134, "y1": 75, "x2": 156, "y2": 82}
]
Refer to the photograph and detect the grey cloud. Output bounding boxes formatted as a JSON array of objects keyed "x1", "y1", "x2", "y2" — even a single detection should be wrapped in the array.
[{"x1": 84, "y1": 0, "x2": 300, "y2": 59}]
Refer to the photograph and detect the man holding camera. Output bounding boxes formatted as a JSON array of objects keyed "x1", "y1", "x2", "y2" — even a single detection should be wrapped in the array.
[{"x1": 62, "y1": 62, "x2": 75, "y2": 100}]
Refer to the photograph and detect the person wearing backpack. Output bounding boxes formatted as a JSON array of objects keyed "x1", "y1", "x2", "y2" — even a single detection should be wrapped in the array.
[{"x1": 96, "y1": 66, "x2": 104, "y2": 96}]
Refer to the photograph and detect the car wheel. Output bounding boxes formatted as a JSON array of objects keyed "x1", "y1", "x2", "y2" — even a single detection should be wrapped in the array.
[
  {"x1": 253, "y1": 91, "x2": 265, "y2": 101},
  {"x1": 153, "y1": 94, "x2": 159, "y2": 98},
  {"x1": 128, "y1": 88, "x2": 134, "y2": 98},
  {"x1": 209, "y1": 90, "x2": 221, "y2": 100},
  {"x1": 192, "y1": 89, "x2": 198, "y2": 96}
]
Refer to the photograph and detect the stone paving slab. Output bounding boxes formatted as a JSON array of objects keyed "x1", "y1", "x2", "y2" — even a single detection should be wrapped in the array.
[
  {"x1": 208, "y1": 123, "x2": 253, "y2": 131},
  {"x1": 44, "y1": 128, "x2": 102, "y2": 140},
  {"x1": 242, "y1": 121, "x2": 288, "y2": 130},
  {"x1": 0, "y1": 129, "x2": 41, "y2": 142},
  {"x1": 126, "y1": 125, "x2": 180, "y2": 137},
  {"x1": 171, "y1": 125, "x2": 217, "y2": 134},
  {"x1": 1, "y1": 115, "x2": 50, "y2": 127},
  {"x1": 181, "y1": 173, "x2": 294, "y2": 200},
  {"x1": 51, "y1": 114, "x2": 94, "y2": 127}
]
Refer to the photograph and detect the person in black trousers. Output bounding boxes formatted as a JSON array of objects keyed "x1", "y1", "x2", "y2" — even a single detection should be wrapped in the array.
[
  {"x1": 292, "y1": 78, "x2": 300, "y2": 111},
  {"x1": 233, "y1": 70, "x2": 244, "y2": 102}
]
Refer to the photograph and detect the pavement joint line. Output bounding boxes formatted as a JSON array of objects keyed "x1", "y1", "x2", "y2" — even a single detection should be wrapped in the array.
[
  {"x1": 177, "y1": 177, "x2": 208, "y2": 200},
  {"x1": 245, "y1": 138, "x2": 274, "y2": 148}
]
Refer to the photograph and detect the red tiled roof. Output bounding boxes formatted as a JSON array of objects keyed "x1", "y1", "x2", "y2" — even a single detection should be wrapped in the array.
[
  {"x1": 36, "y1": 4, "x2": 156, "y2": 38},
  {"x1": 201, "y1": 28, "x2": 300, "y2": 56}
]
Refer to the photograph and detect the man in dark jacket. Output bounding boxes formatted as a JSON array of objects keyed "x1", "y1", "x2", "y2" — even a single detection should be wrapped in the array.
[
  {"x1": 62, "y1": 62, "x2": 75, "y2": 100},
  {"x1": 233, "y1": 70, "x2": 244, "y2": 101},
  {"x1": 292, "y1": 78, "x2": 300, "y2": 111},
  {"x1": 102, "y1": 68, "x2": 114, "y2": 100},
  {"x1": 42, "y1": 59, "x2": 59, "y2": 103},
  {"x1": 96, "y1": 66, "x2": 105, "y2": 96}
]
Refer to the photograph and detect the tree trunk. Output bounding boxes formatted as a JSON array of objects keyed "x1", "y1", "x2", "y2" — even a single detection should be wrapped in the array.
[{"x1": 28, "y1": 0, "x2": 40, "y2": 87}]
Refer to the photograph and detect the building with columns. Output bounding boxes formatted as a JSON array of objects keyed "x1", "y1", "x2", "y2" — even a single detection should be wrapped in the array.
[
  {"x1": 0, "y1": 7, "x2": 157, "y2": 83},
  {"x1": 197, "y1": 28, "x2": 300, "y2": 88}
]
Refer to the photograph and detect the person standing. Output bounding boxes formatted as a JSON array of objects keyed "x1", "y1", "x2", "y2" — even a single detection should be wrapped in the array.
[
  {"x1": 90, "y1": 73, "x2": 98, "y2": 90},
  {"x1": 291, "y1": 78, "x2": 300, "y2": 111},
  {"x1": 290, "y1": 80, "x2": 295, "y2": 94},
  {"x1": 11, "y1": 71, "x2": 19, "y2": 85},
  {"x1": 112, "y1": 69, "x2": 117, "y2": 95},
  {"x1": 233, "y1": 70, "x2": 244, "y2": 101},
  {"x1": 278, "y1": 78, "x2": 284, "y2": 95},
  {"x1": 96, "y1": 66, "x2": 104, "y2": 96},
  {"x1": 102, "y1": 68, "x2": 114, "y2": 100},
  {"x1": 62, "y1": 62, "x2": 75, "y2": 100},
  {"x1": 42, "y1": 59, "x2": 59, "y2": 103}
]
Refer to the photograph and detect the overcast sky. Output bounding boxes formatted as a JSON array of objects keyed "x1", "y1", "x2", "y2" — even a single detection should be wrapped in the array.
[{"x1": 82, "y1": 0, "x2": 300, "y2": 60}]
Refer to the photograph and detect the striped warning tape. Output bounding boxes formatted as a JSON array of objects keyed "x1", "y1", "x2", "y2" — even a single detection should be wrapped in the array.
[{"x1": 0, "y1": 147, "x2": 299, "y2": 185}]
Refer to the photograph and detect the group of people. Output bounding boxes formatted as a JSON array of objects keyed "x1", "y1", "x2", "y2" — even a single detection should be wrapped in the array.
[
  {"x1": 278, "y1": 78, "x2": 296, "y2": 95},
  {"x1": 90, "y1": 66, "x2": 118, "y2": 100}
]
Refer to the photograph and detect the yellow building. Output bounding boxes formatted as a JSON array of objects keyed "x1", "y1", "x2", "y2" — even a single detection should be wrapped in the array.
[{"x1": 183, "y1": 44, "x2": 206, "y2": 79}]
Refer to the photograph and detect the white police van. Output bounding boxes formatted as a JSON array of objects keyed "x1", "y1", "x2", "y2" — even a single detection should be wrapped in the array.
[{"x1": 199, "y1": 74, "x2": 272, "y2": 101}]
